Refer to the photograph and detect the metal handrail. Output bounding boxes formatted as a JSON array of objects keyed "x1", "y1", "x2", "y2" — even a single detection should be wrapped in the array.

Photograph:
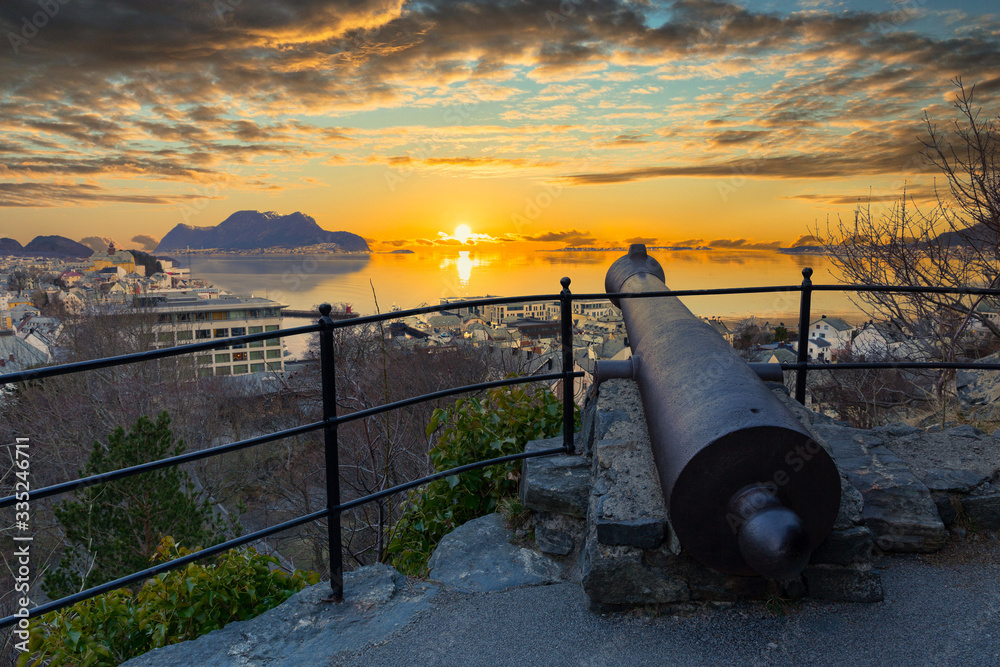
[{"x1": 4, "y1": 270, "x2": 1000, "y2": 629}]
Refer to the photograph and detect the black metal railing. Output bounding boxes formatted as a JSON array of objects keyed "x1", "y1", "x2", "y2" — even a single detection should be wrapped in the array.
[{"x1": 4, "y1": 270, "x2": 1000, "y2": 628}]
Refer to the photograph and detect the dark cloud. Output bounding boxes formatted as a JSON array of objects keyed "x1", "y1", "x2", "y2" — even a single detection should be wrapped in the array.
[
  {"x1": 782, "y1": 186, "x2": 939, "y2": 205},
  {"x1": 1, "y1": 0, "x2": 998, "y2": 209},
  {"x1": 130, "y1": 234, "x2": 159, "y2": 251},
  {"x1": 558, "y1": 141, "x2": 926, "y2": 184},
  {"x1": 708, "y1": 130, "x2": 771, "y2": 147},
  {"x1": 624, "y1": 236, "x2": 657, "y2": 245},
  {"x1": 0, "y1": 182, "x2": 218, "y2": 207}
]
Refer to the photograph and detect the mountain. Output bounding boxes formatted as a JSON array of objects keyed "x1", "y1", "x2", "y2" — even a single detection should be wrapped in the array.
[
  {"x1": 0, "y1": 238, "x2": 23, "y2": 254},
  {"x1": 156, "y1": 211, "x2": 370, "y2": 252},
  {"x1": 2, "y1": 235, "x2": 94, "y2": 258},
  {"x1": 934, "y1": 222, "x2": 997, "y2": 249}
]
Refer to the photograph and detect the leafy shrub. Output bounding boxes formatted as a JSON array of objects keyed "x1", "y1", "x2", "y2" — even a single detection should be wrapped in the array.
[
  {"x1": 387, "y1": 381, "x2": 578, "y2": 575},
  {"x1": 20, "y1": 537, "x2": 319, "y2": 667}
]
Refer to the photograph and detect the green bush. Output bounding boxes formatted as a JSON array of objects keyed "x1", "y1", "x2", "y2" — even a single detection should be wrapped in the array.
[
  {"x1": 45, "y1": 413, "x2": 229, "y2": 600},
  {"x1": 387, "y1": 381, "x2": 578, "y2": 575},
  {"x1": 20, "y1": 537, "x2": 319, "y2": 667}
]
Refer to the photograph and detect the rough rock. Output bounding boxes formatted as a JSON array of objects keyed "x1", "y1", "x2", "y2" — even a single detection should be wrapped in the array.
[
  {"x1": 810, "y1": 525, "x2": 875, "y2": 565},
  {"x1": 883, "y1": 426, "x2": 1000, "y2": 479},
  {"x1": 534, "y1": 512, "x2": 585, "y2": 557},
  {"x1": 427, "y1": 514, "x2": 562, "y2": 593},
  {"x1": 122, "y1": 564, "x2": 436, "y2": 667},
  {"x1": 962, "y1": 493, "x2": 1000, "y2": 531},
  {"x1": 521, "y1": 438, "x2": 591, "y2": 518},
  {"x1": 812, "y1": 424, "x2": 947, "y2": 553},
  {"x1": 920, "y1": 468, "x2": 990, "y2": 493}
]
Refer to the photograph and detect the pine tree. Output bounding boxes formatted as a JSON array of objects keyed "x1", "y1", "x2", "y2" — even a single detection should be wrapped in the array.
[{"x1": 44, "y1": 412, "x2": 226, "y2": 599}]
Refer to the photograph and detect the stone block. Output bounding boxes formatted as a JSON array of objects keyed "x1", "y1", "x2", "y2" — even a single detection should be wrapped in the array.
[
  {"x1": 596, "y1": 516, "x2": 666, "y2": 549},
  {"x1": 535, "y1": 513, "x2": 585, "y2": 556},
  {"x1": 803, "y1": 563, "x2": 883, "y2": 603},
  {"x1": 521, "y1": 438, "x2": 591, "y2": 518},
  {"x1": 663, "y1": 553, "x2": 770, "y2": 602},
  {"x1": 580, "y1": 527, "x2": 689, "y2": 606},
  {"x1": 591, "y1": 438, "x2": 668, "y2": 549},
  {"x1": 810, "y1": 525, "x2": 874, "y2": 565},
  {"x1": 961, "y1": 492, "x2": 1000, "y2": 531}
]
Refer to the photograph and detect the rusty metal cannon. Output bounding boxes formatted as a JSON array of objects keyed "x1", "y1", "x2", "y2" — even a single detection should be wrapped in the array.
[{"x1": 597, "y1": 244, "x2": 840, "y2": 580}]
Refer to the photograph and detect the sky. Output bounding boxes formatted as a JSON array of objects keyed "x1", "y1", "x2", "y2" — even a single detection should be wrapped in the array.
[{"x1": 1, "y1": 0, "x2": 999, "y2": 252}]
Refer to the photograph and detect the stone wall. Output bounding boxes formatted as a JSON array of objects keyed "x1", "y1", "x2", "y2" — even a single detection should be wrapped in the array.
[{"x1": 521, "y1": 379, "x2": 1000, "y2": 610}]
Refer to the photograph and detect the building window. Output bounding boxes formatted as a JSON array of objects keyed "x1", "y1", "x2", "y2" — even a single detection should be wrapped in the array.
[
  {"x1": 231, "y1": 327, "x2": 247, "y2": 337},
  {"x1": 250, "y1": 351, "x2": 265, "y2": 360},
  {"x1": 248, "y1": 326, "x2": 263, "y2": 334},
  {"x1": 214, "y1": 353, "x2": 230, "y2": 363},
  {"x1": 198, "y1": 367, "x2": 213, "y2": 377},
  {"x1": 195, "y1": 329, "x2": 211, "y2": 340},
  {"x1": 156, "y1": 331, "x2": 174, "y2": 343},
  {"x1": 214, "y1": 329, "x2": 229, "y2": 339},
  {"x1": 195, "y1": 312, "x2": 210, "y2": 322},
  {"x1": 250, "y1": 363, "x2": 265, "y2": 373},
  {"x1": 249, "y1": 340, "x2": 264, "y2": 348},
  {"x1": 176, "y1": 330, "x2": 193, "y2": 341},
  {"x1": 215, "y1": 366, "x2": 231, "y2": 376},
  {"x1": 177, "y1": 313, "x2": 192, "y2": 322},
  {"x1": 233, "y1": 352, "x2": 248, "y2": 361},
  {"x1": 820, "y1": 333, "x2": 826, "y2": 338},
  {"x1": 196, "y1": 355, "x2": 212, "y2": 365},
  {"x1": 233, "y1": 364, "x2": 248, "y2": 374},
  {"x1": 228, "y1": 310, "x2": 247, "y2": 320},
  {"x1": 266, "y1": 349, "x2": 281, "y2": 359}
]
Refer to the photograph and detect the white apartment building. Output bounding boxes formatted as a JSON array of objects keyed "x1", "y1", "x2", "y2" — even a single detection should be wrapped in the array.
[
  {"x1": 142, "y1": 294, "x2": 287, "y2": 377},
  {"x1": 807, "y1": 315, "x2": 853, "y2": 352}
]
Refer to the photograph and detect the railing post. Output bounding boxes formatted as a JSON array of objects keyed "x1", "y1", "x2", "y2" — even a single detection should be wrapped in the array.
[
  {"x1": 318, "y1": 303, "x2": 343, "y2": 602},
  {"x1": 795, "y1": 268, "x2": 813, "y2": 405},
  {"x1": 560, "y1": 277, "x2": 575, "y2": 453}
]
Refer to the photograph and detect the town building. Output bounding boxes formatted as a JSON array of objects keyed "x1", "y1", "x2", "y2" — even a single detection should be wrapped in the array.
[
  {"x1": 138, "y1": 293, "x2": 288, "y2": 377},
  {"x1": 88, "y1": 242, "x2": 137, "y2": 275},
  {"x1": 808, "y1": 315, "x2": 854, "y2": 352}
]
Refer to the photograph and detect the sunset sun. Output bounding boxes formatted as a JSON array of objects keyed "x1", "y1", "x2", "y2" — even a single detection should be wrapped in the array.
[{"x1": 454, "y1": 224, "x2": 473, "y2": 244}]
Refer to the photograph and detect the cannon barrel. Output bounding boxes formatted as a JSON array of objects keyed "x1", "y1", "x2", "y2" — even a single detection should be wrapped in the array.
[{"x1": 604, "y1": 244, "x2": 840, "y2": 579}]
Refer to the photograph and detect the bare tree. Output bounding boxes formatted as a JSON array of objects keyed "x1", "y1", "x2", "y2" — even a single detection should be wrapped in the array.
[{"x1": 819, "y1": 78, "x2": 1000, "y2": 413}]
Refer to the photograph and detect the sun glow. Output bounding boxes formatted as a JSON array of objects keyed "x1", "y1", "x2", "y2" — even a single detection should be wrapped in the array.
[{"x1": 454, "y1": 223, "x2": 473, "y2": 244}]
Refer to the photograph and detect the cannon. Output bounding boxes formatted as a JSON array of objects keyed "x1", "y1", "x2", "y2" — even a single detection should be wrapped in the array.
[{"x1": 598, "y1": 244, "x2": 840, "y2": 580}]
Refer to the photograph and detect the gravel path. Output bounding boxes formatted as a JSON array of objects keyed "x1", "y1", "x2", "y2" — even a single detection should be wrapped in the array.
[{"x1": 332, "y1": 535, "x2": 1000, "y2": 667}]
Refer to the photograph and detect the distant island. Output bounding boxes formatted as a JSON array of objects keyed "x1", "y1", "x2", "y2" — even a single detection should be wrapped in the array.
[
  {"x1": 0, "y1": 235, "x2": 94, "y2": 258},
  {"x1": 389, "y1": 249, "x2": 415, "y2": 254},
  {"x1": 156, "y1": 211, "x2": 369, "y2": 253}
]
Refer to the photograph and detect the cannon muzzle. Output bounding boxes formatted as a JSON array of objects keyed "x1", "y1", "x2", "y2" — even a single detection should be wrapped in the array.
[{"x1": 604, "y1": 244, "x2": 840, "y2": 579}]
